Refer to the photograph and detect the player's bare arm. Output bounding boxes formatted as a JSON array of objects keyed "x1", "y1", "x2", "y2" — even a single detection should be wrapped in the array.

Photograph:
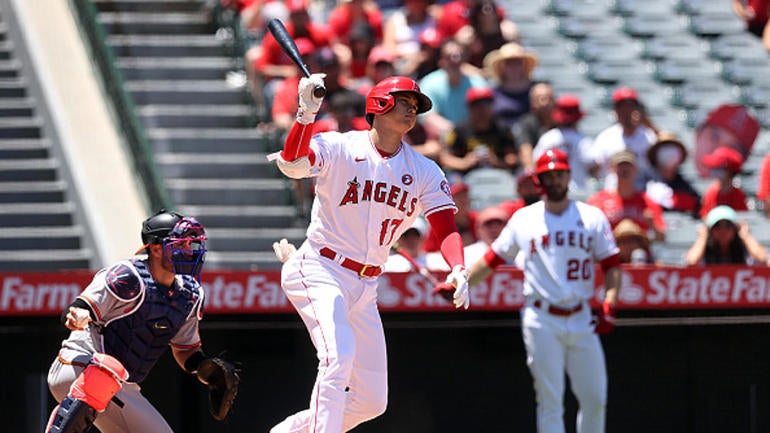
[{"x1": 602, "y1": 266, "x2": 621, "y2": 306}]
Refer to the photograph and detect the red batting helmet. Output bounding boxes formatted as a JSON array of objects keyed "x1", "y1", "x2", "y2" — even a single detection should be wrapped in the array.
[
  {"x1": 535, "y1": 149, "x2": 570, "y2": 175},
  {"x1": 365, "y1": 76, "x2": 432, "y2": 125}
]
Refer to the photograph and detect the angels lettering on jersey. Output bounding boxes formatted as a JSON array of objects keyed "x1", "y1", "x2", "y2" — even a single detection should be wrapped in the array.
[
  {"x1": 339, "y1": 176, "x2": 419, "y2": 217},
  {"x1": 530, "y1": 229, "x2": 594, "y2": 255}
]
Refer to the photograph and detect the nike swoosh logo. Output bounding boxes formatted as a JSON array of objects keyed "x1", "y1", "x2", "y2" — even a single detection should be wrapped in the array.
[
  {"x1": 153, "y1": 322, "x2": 168, "y2": 329},
  {"x1": 355, "y1": 157, "x2": 366, "y2": 162}
]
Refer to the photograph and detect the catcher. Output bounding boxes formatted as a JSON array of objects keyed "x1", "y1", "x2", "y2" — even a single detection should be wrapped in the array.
[{"x1": 45, "y1": 210, "x2": 240, "y2": 433}]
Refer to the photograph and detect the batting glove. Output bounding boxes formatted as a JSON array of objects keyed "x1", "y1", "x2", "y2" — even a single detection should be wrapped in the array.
[
  {"x1": 446, "y1": 265, "x2": 470, "y2": 309},
  {"x1": 272, "y1": 238, "x2": 297, "y2": 263},
  {"x1": 594, "y1": 301, "x2": 616, "y2": 335},
  {"x1": 297, "y1": 73, "x2": 326, "y2": 124}
]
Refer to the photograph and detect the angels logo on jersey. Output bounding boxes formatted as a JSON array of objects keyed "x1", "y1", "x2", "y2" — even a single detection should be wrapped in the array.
[
  {"x1": 530, "y1": 230, "x2": 593, "y2": 254},
  {"x1": 339, "y1": 176, "x2": 418, "y2": 216}
]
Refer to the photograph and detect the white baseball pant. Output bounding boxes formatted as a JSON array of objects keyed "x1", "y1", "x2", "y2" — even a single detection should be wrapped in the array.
[
  {"x1": 271, "y1": 243, "x2": 388, "y2": 433},
  {"x1": 521, "y1": 299, "x2": 607, "y2": 433}
]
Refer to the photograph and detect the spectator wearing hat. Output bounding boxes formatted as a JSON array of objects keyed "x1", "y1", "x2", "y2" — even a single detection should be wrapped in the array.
[
  {"x1": 512, "y1": 82, "x2": 555, "y2": 170},
  {"x1": 757, "y1": 154, "x2": 770, "y2": 218},
  {"x1": 732, "y1": 0, "x2": 770, "y2": 50},
  {"x1": 642, "y1": 131, "x2": 701, "y2": 216},
  {"x1": 592, "y1": 86, "x2": 658, "y2": 190},
  {"x1": 418, "y1": 39, "x2": 488, "y2": 140},
  {"x1": 699, "y1": 146, "x2": 749, "y2": 218},
  {"x1": 534, "y1": 94, "x2": 598, "y2": 192},
  {"x1": 499, "y1": 169, "x2": 542, "y2": 218},
  {"x1": 694, "y1": 104, "x2": 760, "y2": 178},
  {"x1": 426, "y1": 204, "x2": 509, "y2": 270},
  {"x1": 588, "y1": 150, "x2": 666, "y2": 242},
  {"x1": 613, "y1": 218, "x2": 655, "y2": 265},
  {"x1": 483, "y1": 42, "x2": 538, "y2": 130},
  {"x1": 345, "y1": 21, "x2": 377, "y2": 81},
  {"x1": 246, "y1": 0, "x2": 331, "y2": 116},
  {"x1": 436, "y1": 0, "x2": 516, "y2": 45},
  {"x1": 352, "y1": 45, "x2": 398, "y2": 95},
  {"x1": 686, "y1": 205, "x2": 767, "y2": 266},
  {"x1": 423, "y1": 182, "x2": 477, "y2": 252},
  {"x1": 385, "y1": 217, "x2": 430, "y2": 272},
  {"x1": 406, "y1": 27, "x2": 443, "y2": 79},
  {"x1": 455, "y1": 0, "x2": 519, "y2": 72},
  {"x1": 383, "y1": 0, "x2": 439, "y2": 71},
  {"x1": 439, "y1": 86, "x2": 518, "y2": 175}
]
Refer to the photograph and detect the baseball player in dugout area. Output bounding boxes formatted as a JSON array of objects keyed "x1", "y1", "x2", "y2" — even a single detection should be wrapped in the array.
[
  {"x1": 269, "y1": 73, "x2": 470, "y2": 433},
  {"x1": 439, "y1": 149, "x2": 622, "y2": 433},
  {"x1": 44, "y1": 210, "x2": 240, "y2": 433}
]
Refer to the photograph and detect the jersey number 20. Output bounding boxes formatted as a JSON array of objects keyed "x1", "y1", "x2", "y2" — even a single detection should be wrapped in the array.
[{"x1": 566, "y1": 258, "x2": 592, "y2": 280}]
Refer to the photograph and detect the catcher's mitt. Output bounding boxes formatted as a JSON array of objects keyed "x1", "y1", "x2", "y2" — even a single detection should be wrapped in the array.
[{"x1": 196, "y1": 356, "x2": 241, "y2": 421}]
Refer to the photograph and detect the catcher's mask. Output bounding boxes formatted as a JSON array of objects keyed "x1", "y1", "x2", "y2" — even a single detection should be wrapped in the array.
[{"x1": 162, "y1": 217, "x2": 207, "y2": 278}]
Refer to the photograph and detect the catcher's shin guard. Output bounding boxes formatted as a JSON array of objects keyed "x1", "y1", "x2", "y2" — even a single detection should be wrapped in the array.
[
  {"x1": 45, "y1": 353, "x2": 128, "y2": 433},
  {"x1": 45, "y1": 397, "x2": 97, "y2": 433}
]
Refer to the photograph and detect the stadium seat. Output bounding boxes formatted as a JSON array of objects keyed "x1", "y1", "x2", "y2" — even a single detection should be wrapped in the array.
[
  {"x1": 670, "y1": 80, "x2": 739, "y2": 110},
  {"x1": 575, "y1": 35, "x2": 644, "y2": 62},
  {"x1": 463, "y1": 168, "x2": 517, "y2": 211},
  {"x1": 587, "y1": 58, "x2": 654, "y2": 84},
  {"x1": 643, "y1": 33, "x2": 709, "y2": 61},
  {"x1": 677, "y1": 0, "x2": 736, "y2": 15},
  {"x1": 558, "y1": 15, "x2": 624, "y2": 39},
  {"x1": 653, "y1": 57, "x2": 722, "y2": 84},
  {"x1": 721, "y1": 56, "x2": 770, "y2": 85},
  {"x1": 612, "y1": 0, "x2": 676, "y2": 16},
  {"x1": 688, "y1": 13, "x2": 745, "y2": 37},
  {"x1": 551, "y1": 79, "x2": 605, "y2": 111},
  {"x1": 514, "y1": 16, "x2": 562, "y2": 41},
  {"x1": 623, "y1": 14, "x2": 689, "y2": 38},
  {"x1": 709, "y1": 33, "x2": 767, "y2": 61},
  {"x1": 546, "y1": 0, "x2": 611, "y2": 17},
  {"x1": 739, "y1": 81, "x2": 770, "y2": 109},
  {"x1": 501, "y1": 0, "x2": 547, "y2": 20}
]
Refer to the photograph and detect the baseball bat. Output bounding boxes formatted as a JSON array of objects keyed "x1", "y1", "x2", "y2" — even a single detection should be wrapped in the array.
[
  {"x1": 266, "y1": 18, "x2": 326, "y2": 98},
  {"x1": 393, "y1": 245, "x2": 440, "y2": 286}
]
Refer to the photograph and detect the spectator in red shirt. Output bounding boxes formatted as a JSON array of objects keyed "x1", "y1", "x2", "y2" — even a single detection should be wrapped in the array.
[
  {"x1": 499, "y1": 169, "x2": 542, "y2": 218},
  {"x1": 328, "y1": 0, "x2": 383, "y2": 44},
  {"x1": 346, "y1": 21, "x2": 377, "y2": 81},
  {"x1": 757, "y1": 154, "x2": 770, "y2": 218},
  {"x1": 588, "y1": 150, "x2": 666, "y2": 242},
  {"x1": 270, "y1": 37, "x2": 318, "y2": 131},
  {"x1": 699, "y1": 146, "x2": 749, "y2": 218},
  {"x1": 436, "y1": 0, "x2": 515, "y2": 43},
  {"x1": 246, "y1": 0, "x2": 331, "y2": 116}
]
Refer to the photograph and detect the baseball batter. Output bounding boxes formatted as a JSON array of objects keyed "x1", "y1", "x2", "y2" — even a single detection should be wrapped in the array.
[
  {"x1": 45, "y1": 211, "x2": 239, "y2": 433},
  {"x1": 269, "y1": 75, "x2": 469, "y2": 433},
  {"x1": 443, "y1": 149, "x2": 622, "y2": 433}
]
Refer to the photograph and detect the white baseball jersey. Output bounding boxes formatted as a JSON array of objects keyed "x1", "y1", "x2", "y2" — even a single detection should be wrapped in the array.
[
  {"x1": 490, "y1": 200, "x2": 618, "y2": 305},
  {"x1": 303, "y1": 130, "x2": 456, "y2": 265}
]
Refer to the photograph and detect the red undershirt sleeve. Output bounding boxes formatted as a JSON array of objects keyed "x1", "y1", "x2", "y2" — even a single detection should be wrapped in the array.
[
  {"x1": 426, "y1": 209, "x2": 465, "y2": 269},
  {"x1": 282, "y1": 121, "x2": 316, "y2": 163},
  {"x1": 600, "y1": 254, "x2": 620, "y2": 272}
]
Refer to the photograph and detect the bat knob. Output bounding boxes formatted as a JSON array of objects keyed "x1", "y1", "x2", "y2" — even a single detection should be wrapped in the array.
[{"x1": 313, "y1": 86, "x2": 327, "y2": 98}]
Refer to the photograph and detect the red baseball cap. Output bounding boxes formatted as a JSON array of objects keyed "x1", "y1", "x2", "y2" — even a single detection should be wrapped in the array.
[
  {"x1": 612, "y1": 86, "x2": 638, "y2": 104},
  {"x1": 551, "y1": 94, "x2": 584, "y2": 124},
  {"x1": 367, "y1": 45, "x2": 396, "y2": 64},
  {"x1": 465, "y1": 87, "x2": 494, "y2": 105},
  {"x1": 419, "y1": 27, "x2": 444, "y2": 49},
  {"x1": 702, "y1": 146, "x2": 745, "y2": 173}
]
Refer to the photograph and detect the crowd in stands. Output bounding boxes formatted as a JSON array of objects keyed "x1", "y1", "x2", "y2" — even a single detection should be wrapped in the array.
[{"x1": 220, "y1": 0, "x2": 770, "y2": 269}]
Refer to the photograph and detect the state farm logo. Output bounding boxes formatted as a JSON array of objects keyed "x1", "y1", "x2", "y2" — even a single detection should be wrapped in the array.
[{"x1": 1, "y1": 276, "x2": 81, "y2": 313}]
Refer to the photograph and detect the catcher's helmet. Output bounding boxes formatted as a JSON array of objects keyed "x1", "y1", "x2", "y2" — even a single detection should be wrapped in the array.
[
  {"x1": 535, "y1": 149, "x2": 570, "y2": 175},
  {"x1": 141, "y1": 209, "x2": 184, "y2": 245},
  {"x1": 365, "y1": 76, "x2": 432, "y2": 125}
]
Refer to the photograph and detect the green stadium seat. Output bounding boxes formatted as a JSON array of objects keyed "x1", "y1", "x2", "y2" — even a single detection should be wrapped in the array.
[
  {"x1": 575, "y1": 35, "x2": 643, "y2": 62},
  {"x1": 558, "y1": 15, "x2": 624, "y2": 39},
  {"x1": 587, "y1": 58, "x2": 654, "y2": 84},
  {"x1": 677, "y1": 0, "x2": 735, "y2": 15},
  {"x1": 740, "y1": 82, "x2": 770, "y2": 109},
  {"x1": 547, "y1": 0, "x2": 611, "y2": 17},
  {"x1": 612, "y1": 0, "x2": 676, "y2": 16},
  {"x1": 501, "y1": 0, "x2": 547, "y2": 20}
]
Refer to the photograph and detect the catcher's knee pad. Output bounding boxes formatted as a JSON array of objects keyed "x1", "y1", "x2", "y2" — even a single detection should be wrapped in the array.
[
  {"x1": 45, "y1": 397, "x2": 97, "y2": 433},
  {"x1": 70, "y1": 353, "x2": 129, "y2": 412}
]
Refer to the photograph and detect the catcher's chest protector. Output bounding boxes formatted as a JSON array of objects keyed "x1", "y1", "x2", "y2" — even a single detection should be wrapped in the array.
[{"x1": 102, "y1": 260, "x2": 200, "y2": 382}]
